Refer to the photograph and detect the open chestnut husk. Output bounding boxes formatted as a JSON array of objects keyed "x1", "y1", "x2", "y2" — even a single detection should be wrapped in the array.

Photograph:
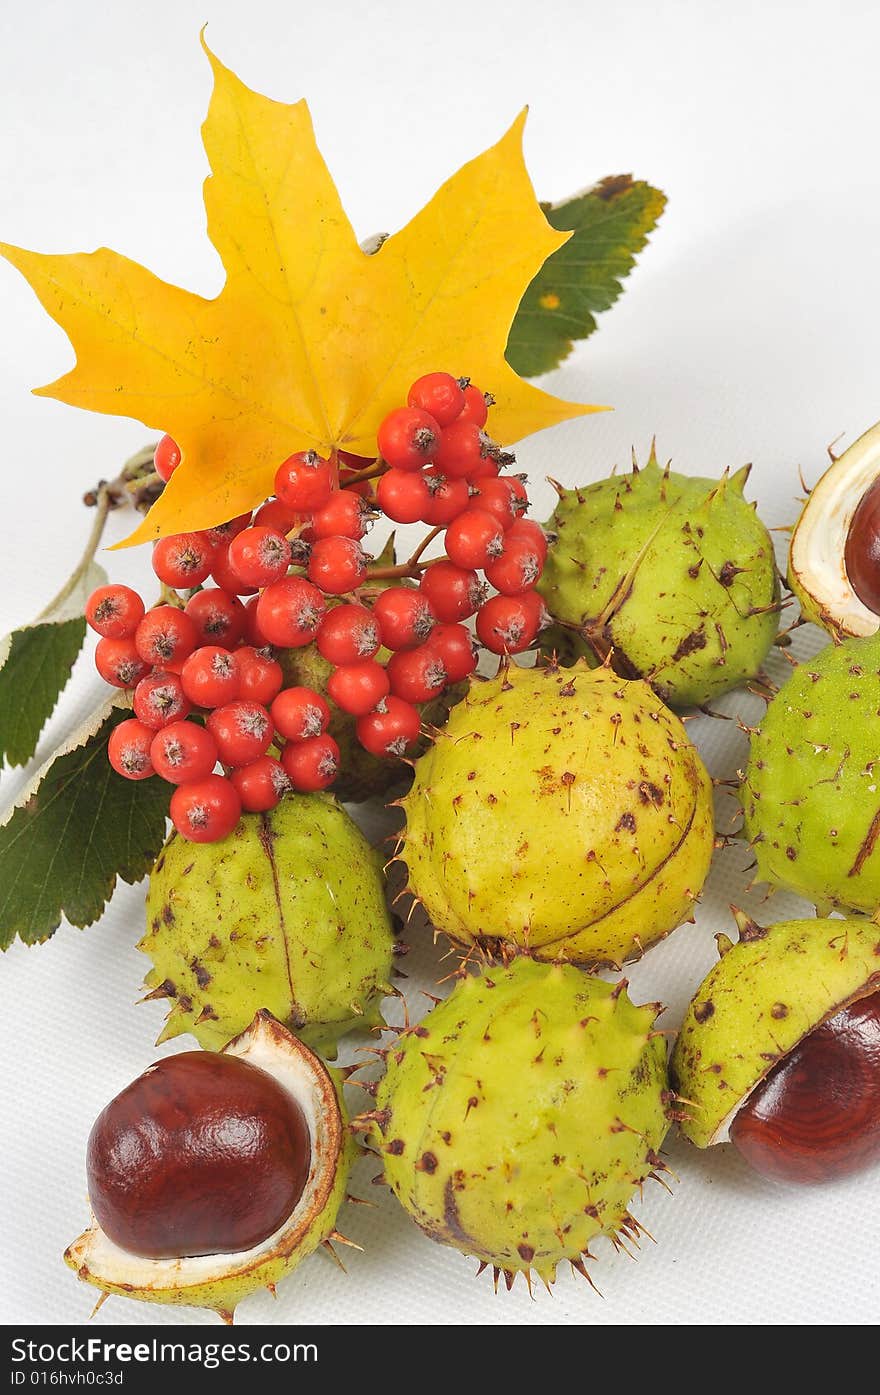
[
  {"x1": 788, "y1": 417, "x2": 880, "y2": 639},
  {"x1": 65, "y1": 1012, "x2": 355, "y2": 1320},
  {"x1": 87, "y1": 1050, "x2": 311, "y2": 1258},
  {"x1": 671, "y1": 912, "x2": 880, "y2": 1183},
  {"x1": 729, "y1": 991, "x2": 880, "y2": 1183}
]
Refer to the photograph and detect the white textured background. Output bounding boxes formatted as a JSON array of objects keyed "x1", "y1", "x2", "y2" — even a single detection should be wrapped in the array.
[{"x1": 1, "y1": 0, "x2": 879, "y2": 1328}]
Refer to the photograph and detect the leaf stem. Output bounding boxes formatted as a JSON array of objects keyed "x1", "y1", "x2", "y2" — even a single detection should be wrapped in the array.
[
  {"x1": 120, "y1": 444, "x2": 159, "y2": 481},
  {"x1": 408, "y1": 526, "x2": 443, "y2": 566},
  {"x1": 341, "y1": 459, "x2": 386, "y2": 487},
  {"x1": 125, "y1": 469, "x2": 161, "y2": 493},
  {"x1": 36, "y1": 485, "x2": 113, "y2": 622},
  {"x1": 365, "y1": 554, "x2": 448, "y2": 583}
]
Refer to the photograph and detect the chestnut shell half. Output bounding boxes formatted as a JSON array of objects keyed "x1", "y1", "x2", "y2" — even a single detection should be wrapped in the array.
[
  {"x1": 87, "y1": 1051, "x2": 311, "y2": 1258},
  {"x1": 729, "y1": 991, "x2": 880, "y2": 1184}
]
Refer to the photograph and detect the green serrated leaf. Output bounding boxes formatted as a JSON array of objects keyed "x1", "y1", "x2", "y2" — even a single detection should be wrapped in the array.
[
  {"x1": 0, "y1": 701, "x2": 170, "y2": 948},
  {"x1": 0, "y1": 557, "x2": 106, "y2": 767},
  {"x1": 0, "y1": 618, "x2": 88, "y2": 766},
  {"x1": 507, "y1": 175, "x2": 667, "y2": 378}
]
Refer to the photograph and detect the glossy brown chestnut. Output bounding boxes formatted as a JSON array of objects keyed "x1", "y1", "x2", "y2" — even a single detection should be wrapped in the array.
[
  {"x1": 729, "y1": 991, "x2": 880, "y2": 1183},
  {"x1": 844, "y1": 477, "x2": 880, "y2": 614},
  {"x1": 87, "y1": 1052, "x2": 311, "y2": 1258}
]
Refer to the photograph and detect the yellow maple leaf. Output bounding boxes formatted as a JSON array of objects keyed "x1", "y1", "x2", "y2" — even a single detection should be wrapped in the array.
[{"x1": 1, "y1": 40, "x2": 599, "y2": 545}]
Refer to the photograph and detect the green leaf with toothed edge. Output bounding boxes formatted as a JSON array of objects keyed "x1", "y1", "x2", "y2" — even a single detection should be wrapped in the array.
[
  {"x1": 0, "y1": 700, "x2": 170, "y2": 949},
  {"x1": 506, "y1": 175, "x2": 667, "y2": 378},
  {"x1": 0, "y1": 619, "x2": 87, "y2": 766},
  {"x1": 0, "y1": 557, "x2": 106, "y2": 768}
]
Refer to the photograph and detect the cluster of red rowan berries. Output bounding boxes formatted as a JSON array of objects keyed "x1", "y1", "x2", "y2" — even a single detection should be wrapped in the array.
[{"x1": 87, "y1": 373, "x2": 550, "y2": 841}]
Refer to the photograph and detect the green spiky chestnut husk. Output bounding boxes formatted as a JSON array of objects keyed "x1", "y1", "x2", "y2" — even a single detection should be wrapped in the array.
[
  {"x1": 400, "y1": 660, "x2": 714, "y2": 967},
  {"x1": 142, "y1": 795, "x2": 395, "y2": 1055},
  {"x1": 358, "y1": 958, "x2": 671, "y2": 1289},
  {"x1": 278, "y1": 642, "x2": 463, "y2": 803},
  {"x1": 539, "y1": 447, "x2": 781, "y2": 708},
  {"x1": 278, "y1": 533, "x2": 463, "y2": 803},
  {"x1": 65, "y1": 1012, "x2": 355, "y2": 1321},
  {"x1": 671, "y1": 913, "x2": 880, "y2": 1148},
  {"x1": 741, "y1": 631, "x2": 880, "y2": 912}
]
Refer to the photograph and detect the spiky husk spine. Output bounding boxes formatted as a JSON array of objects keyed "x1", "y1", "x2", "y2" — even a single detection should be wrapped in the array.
[
  {"x1": 672, "y1": 913, "x2": 880, "y2": 1147},
  {"x1": 142, "y1": 795, "x2": 396, "y2": 1055},
  {"x1": 741, "y1": 630, "x2": 880, "y2": 912},
  {"x1": 65, "y1": 1013, "x2": 356, "y2": 1321},
  {"x1": 538, "y1": 445, "x2": 781, "y2": 708},
  {"x1": 355, "y1": 959, "x2": 672, "y2": 1291},
  {"x1": 398, "y1": 660, "x2": 714, "y2": 967}
]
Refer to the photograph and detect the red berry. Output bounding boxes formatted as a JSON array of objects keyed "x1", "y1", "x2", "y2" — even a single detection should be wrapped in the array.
[
  {"x1": 476, "y1": 591, "x2": 548, "y2": 654},
  {"x1": 271, "y1": 686, "x2": 330, "y2": 742},
  {"x1": 152, "y1": 532, "x2": 214, "y2": 587},
  {"x1": 407, "y1": 372, "x2": 465, "y2": 427},
  {"x1": 207, "y1": 701, "x2": 274, "y2": 767},
  {"x1": 327, "y1": 660, "x2": 390, "y2": 716},
  {"x1": 338, "y1": 450, "x2": 374, "y2": 469},
  {"x1": 457, "y1": 384, "x2": 491, "y2": 428},
  {"x1": 254, "y1": 498, "x2": 299, "y2": 534},
  {"x1": 471, "y1": 476, "x2": 528, "y2": 530},
  {"x1": 356, "y1": 696, "x2": 421, "y2": 757},
  {"x1": 95, "y1": 637, "x2": 150, "y2": 689},
  {"x1": 280, "y1": 734, "x2": 340, "y2": 792},
  {"x1": 506, "y1": 518, "x2": 549, "y2": 566},
  {"x1": 387, "y1": 646, "x2": 448, "y2": 704},
  {"x1": 274, "y1": 451, "x2": 334, "y2": 512},
  {"x1": 445, "y1": 508, "x2": 505, "y2": 569},
  {"x1": 339, "y1": 472, "x2": 373, "y2": 500},
  {"x1": 419, "y1": 561, "x2": 486, "y2": 623},
  {"x1": 210, "y1": 542, "x2": 258, "y2": 596},
  {"x1": 134, "y1": 606, "x2": 199, "y2": 668},
  {"x1": 227, "y1": 526, "x2": 292, "y2": 588},
  {"x1": 256, "y1": 577, "x2": 326, "y2": 648},
  {"x1": 377, "y1": 406, "x2": 440, "y2": 470},
  {"x1": 154, "y1": 434, "x2": 181, "y2": 482},
  {"x1": 133, "y1": 671, "x2": 191, "y2": 730},
  {"x1": 86, "y1": 585, "x2": 145, "y2": 640},
  {"x1": 433, "y1": 420, "x2": 487, "y2": 479},
  {"x1": 308, "y1": 536, "x2": 367, "y2": 594},
  {"x1": 236, "y1": 646, "x2": 284, "y2": 706},
  {"x1": 421, "y1": 468, "x2": 470, "y2": 526},
  {"x1": 180, "y1": 646, "x2": 241, "y2": 708},
  {"x1": 310, "y1": 491, "x2": 372, "y2": 540},
  {"x1": 203, "y1": 513, "x2": 252, "y2": 550},
  {"x1": 426, "y1": 623, "x2": 477, "y2": 683},
  {"x1": 243, "y1": 594, "x2": 269, "y2": 647},
  {"x1": 151, "y1": 721, "x2": 218, "y2": 784},
  {"x1": 316, "y1": 604, "x2": 380, "y2": 665},
  {"x1": 376, "y1": 469, "x2": 432, "y2": 524},
  {"x1": 484, "y1": 535, "x2": 543, "y2": 595},
  {"x1": 339, "y1": 452, "x2": 375, "y2": 500},
  {"x1": 184, "y1": 588, "x2": 247, "y2": 648},
  {"x1": 170, "y1": 774, "x2": 241, "y2": 843},
  {"x1": 230, "y1": 756, "x2": 291, "y2": 812},
  {"x1": 372, "y1": 587, "x2": 435, "y2": 650},
  {"x1": 467, "y1": 455, "x2": 500, "y2": 482},
  {"x1": 108, "y1": 718, "x2": 155, "y2": 780}
]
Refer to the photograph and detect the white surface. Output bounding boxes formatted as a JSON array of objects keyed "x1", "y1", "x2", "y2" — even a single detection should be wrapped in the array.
[{"x1": 1, "y1": 0, "x2": 879, "y2": 1329}]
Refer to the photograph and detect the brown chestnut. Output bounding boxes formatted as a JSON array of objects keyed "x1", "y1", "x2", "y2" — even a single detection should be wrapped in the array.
[
  {"x1": 87, "y1": 1051, "x2": 311, "y2": 1258},
  {"x1": 729, "y1": 991, "x2": 880, "y2": 1184},
  {"x1": 844, "y1": 476, "x2": 880, "y2": 614}
]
